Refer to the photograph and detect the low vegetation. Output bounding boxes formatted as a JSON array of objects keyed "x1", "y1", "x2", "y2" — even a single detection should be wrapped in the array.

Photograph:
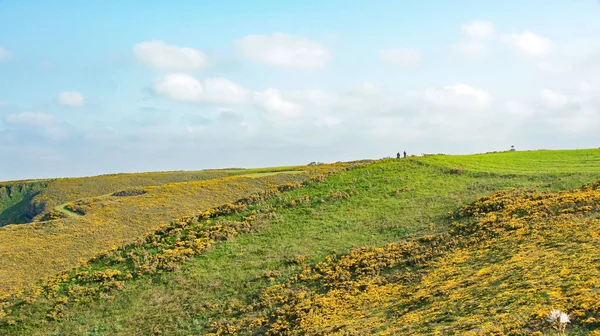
[
  {"x1": 0, "y1": 164, "x2": 351, "y2": 299},
  {"x1": 422, "y1": 148, "x2": 600, "y2": 174},
  {"x1": 213, "y1": 182, "x2": 600, "y2": 335},
  {"x1": 2, "y1": 168, "x2": 291, "y2": 223},
  {"x1": 1, "y1": 149, "x2": 600, "y2": 335}
]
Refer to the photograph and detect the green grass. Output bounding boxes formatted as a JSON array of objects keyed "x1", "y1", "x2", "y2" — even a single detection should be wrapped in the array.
[
  {"x1": 0, "y1": 170, "x2": 322, "y2": 298},
  {"x1": 3, "y1": 149, "x2": 600, "y2": 335},
  {"x1": 421, "y1": 148, "x2": 600, "y2": 174}
]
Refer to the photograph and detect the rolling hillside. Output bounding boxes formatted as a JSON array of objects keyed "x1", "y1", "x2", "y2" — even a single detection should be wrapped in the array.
[
  {"x1": 0, "y1": 165, "x2": 351, "y2": 298},
  {"x1": 1, "y1": 149, "x2": 600, "y2": 335},
  {"x1": 0, "y1": 168, "x2": 304, "y2": 226}
]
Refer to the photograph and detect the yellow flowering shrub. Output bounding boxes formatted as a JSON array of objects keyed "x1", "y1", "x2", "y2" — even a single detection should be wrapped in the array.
[
  {"x1": 0, "y1": 164, "x2": 354, "y2": 299},
  {"x1": 209, "y1": 181, "x2": 600, "y2": 335},
  {"x1": 0, "y1": 162, "x2": 365, "y2": 326}
]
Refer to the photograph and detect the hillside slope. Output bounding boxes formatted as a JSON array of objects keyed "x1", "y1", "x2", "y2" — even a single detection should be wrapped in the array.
[
  {"x1": 0, "y1": 165, "x2": 348, "y2": 298},
  {"x1": 219, "y1": 183, "x2": 600, "y2": 335},
  {"x1": 0, "y1": 168, "x2": 285, "y2": 225},
  {"x1": 1, "y1": 149, "x2": 600, "y2": 335}
]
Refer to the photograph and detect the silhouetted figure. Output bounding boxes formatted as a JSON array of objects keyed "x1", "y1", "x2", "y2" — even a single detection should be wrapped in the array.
[
  {"x1": 397, "y1": 152, "x2": 401, "y2": 159},
  {"x1": 403, "y1": 151, "x2": 407, "y2": 158},
  {"x1": 510, "y1": 145, "x2": 516, "y2": 152}
]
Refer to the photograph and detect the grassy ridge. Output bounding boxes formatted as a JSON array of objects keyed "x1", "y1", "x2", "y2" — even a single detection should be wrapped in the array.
[
  {"x1": 1, "y1": 149, "x2": 600, "y2": 335},
  {"x1": 422, "y1": 148, "x2": 600, "y2": 174},
  {"x1": 25, "y1": 169, "x2": 288, "y2": 222},
  {"x1": 220, "y1": 183, "x2": 600, "y2": 335},
  {"x1": 1, "y1": 167, "x2": 312, "y2": 225},
  {"x1": 0, "y1": 165, "x2": 347, "y2": 299}
]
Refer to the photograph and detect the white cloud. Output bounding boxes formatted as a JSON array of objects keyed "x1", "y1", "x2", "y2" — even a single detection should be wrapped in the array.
[
  {"x1": 452, "y1": 20, "x2": 494, "y2": 60},
  {"x1": 359, "y1": 82, "x2": 381, "y2": 96},
  {"x1": 254, "y1": 88, "x2": 302, "y2": 118},
  {"x1": 539, "y1": 89, "x2": 569, "y2": 109},
  {"x1": 5, "y1": 112, "x2": 68, "y2": 139},
  {"x1": 536, "y1": 61, "x2": 572, "y2": 73},
  {"x1": 534, "y1": 39, "x2": 600, "y2": 73},
  {"x1": 552, "y1": 83, "x2": 600, "y2": 133},
  {"x1": 408, "y1": 83, "x2": 492, "y2": 111},
  {"x1": 235, "y1": 33, "x2": 332, "y2": 69},
  {"x1": 216, "y1": 108, "x2": 242, "y2": 123},
  {"x1": 462, "y1": 20, "x2": 495, "y2": 39},
  {"x1": 286, "y1": 89, "x2": 340, "y2": 108},
  {"x1": 154, "y1": 73, "x2": 203, "y2": 101},
  {"x1": 562, "y1": 39, "x2": 600, "y2": 63},
  {"x1": 314, "y1": 116, "x2": 341, "y2": 128},
  {"x1": 580, "y1": 81, "x2": 600, "y2": 95},
  {"x1": 453, "y1": 40, "x2": 487, "y2": 59},
  {"x1": 58, "y1": 91, "x2": 86, "y2": 107},
  {"x1": 133, "y1": 40, "x2": 208, "y2": 71},
  {"x1": 339, "y1": 82, "x2": 384, "y2": 101},
  {"x1": 546, "y1": 113, "x2": 597, "y2": 134},
  {"x1": 216, "y1": 107, "x2": 235, "y2": 115},
  {"x1": 153, "y1": 73, "x2": 248, "y2": 104},
  {"x1": 545, "y1": 94, "x2": 599, "y2": 133},
  {"x1": 502, "y1": 31, "x2": 552, "y2": 55},
  {"x1": 0, "y1": 47, "x2": 10, "y2": 61},
  {"x1": 85, "y1": 123, "x2": 118, "y2": 142},
  {"x1": 6, "y1": 112, "x2": 57, "y2": 126},
  {"x1": 183, "y1": 125, "x2": 206, "y2": 135},
  {"x1": 202, "y1": 78, "x2": 249, "y2": 104},
  {"x1": 505, "y1": 101, "x2": 534, "y2": 118},
  {"x1": 380, "y1": 48, "x2": 423, "y2": 67},
  {"x1": 508, "y1": 83, "x2": 600, "y2": 135}
]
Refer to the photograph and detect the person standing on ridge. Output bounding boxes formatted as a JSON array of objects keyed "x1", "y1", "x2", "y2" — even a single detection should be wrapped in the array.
[
  {"x1": 403, "y1": 151, "x2": 407, "y2": 158},
  {"x1": 397, "y1": 152, "x2": 401, "y2": 159}
]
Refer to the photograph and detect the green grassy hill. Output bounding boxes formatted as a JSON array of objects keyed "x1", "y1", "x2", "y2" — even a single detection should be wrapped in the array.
[{"x1": 1, "y1": 149, "x2": 600, "y2": 335}]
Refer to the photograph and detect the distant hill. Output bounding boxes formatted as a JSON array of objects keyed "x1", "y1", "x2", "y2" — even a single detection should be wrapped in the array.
[
  {"x1": 1, "y1": 149, "x2": 600, "y2": 335},
  {"x1": 1, "y1": 169, "x2": 256, "y2": 226},
  {"x1": 0, "y1": 165, "x2": 347, "y2": 298}
]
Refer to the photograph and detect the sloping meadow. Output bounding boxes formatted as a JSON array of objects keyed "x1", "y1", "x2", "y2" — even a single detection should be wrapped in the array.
[
  {"x1": 209, "y1": 181, "x2": 600, "y2": 335},
  {"x1": 0, "y1": 164, "x2": 352, "y2": 299},
  {"x1": 3, "y1": 150, "x2": 600, "y2": 335},
  {"x1": 3, "y1": 169, "x2": 265, "y2": 224}
]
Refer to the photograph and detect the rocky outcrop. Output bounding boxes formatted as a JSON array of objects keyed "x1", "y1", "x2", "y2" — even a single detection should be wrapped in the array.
[
  {"x1": 25, "y1": 200, "x2": 46, "y2": 222},
  {"x1": 0, "y1": 181, "x2": 48, "y2": 226}
]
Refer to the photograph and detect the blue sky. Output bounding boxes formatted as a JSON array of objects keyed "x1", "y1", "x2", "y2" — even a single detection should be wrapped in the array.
[{"x1": 1, "y1": 0, "x2": 600, "y2": 181}]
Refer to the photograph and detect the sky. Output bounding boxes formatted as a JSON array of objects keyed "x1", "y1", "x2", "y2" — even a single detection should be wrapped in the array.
[{"x1": 1, "y1": 0, "x2": 600, "y2": 181}]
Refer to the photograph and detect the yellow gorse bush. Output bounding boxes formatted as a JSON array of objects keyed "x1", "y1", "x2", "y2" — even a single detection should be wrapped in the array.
[
  {"x1": 0, "y1": 163, "x2": 355, "y2": 300},
  {"x1": 24, "y1": 170, "x2": 242, "y2": 220},
  {"x1": 209, "y1": 181, "x2": 600, "y2": 335},
  {"x1": 0, "y1": 163, "x2": 366, "y2": 326}
]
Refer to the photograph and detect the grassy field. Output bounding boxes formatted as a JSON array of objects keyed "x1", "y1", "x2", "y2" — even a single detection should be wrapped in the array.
[
  {"x1": 1, "y1": 149, "x2": 600, "y2": 335},
  {"x1": 422, "y1": 148, "x2": 600, "y2": 174},
  {"x1": 0, "y1": 164, "x2": 349, "y2": 299},
  {"x1": 217, "y1": 184, "x2": 600, "y2": 335}
]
